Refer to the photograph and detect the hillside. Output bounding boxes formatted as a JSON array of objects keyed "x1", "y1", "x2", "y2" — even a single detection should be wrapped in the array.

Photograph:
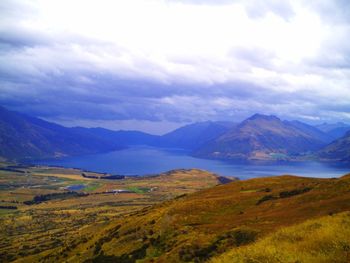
[
  {"x1": 315, "y1": 122, "x2": 350, "y2": 139},
  {"x1": 194, "y1": 114, "x2": 329, "y2": 160},
  {"x1": 318, "y1": 131, "x2": 350, "y2": 162},
  {"x1": 71, "y1": 127, "x2": 158, "y2": 146},
  {"x1": 212, "y1": 211, "x2": 350, "y2": 263},
  {"x1": 35, "y1": 172, "x2": 350, "y2": 262},
  {"x1": 158, "y1": 121, "x2": 236, "y2": 150},
  {"x1": 0, "y1": 106, "x2": 126, "y2": 160},
  {"x1": 0, "y1": 165, "x2": 229, "y2": 263}
]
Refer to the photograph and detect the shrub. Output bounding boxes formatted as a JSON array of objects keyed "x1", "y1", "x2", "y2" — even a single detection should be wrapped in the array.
[
  {"x1": 256, "y1": 195, "x2": 277, "y2": 205},
  {"x1": 279, "y1": 187, "x2": 312, "y2": 198}
]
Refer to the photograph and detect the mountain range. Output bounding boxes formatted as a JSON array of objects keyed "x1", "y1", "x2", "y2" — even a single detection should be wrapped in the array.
[
  {"x1": 1, "y1": 105, "x2": 349, "y2": 162},
  {"x1": 0, "y1": 106, "x2": 125, "y2": 160},
  {"x1": 193, "y1": 114, "x2": 334, "y2": 161}
]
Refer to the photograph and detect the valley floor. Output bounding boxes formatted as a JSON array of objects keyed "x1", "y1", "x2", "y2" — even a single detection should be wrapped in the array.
[{"x1": 0, "y1": 163, "x2": 223, "y2": 262}]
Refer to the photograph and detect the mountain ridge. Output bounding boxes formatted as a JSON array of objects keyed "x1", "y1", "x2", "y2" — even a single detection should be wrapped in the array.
[
  {"x1": 318, "y1": 130, "x2": 350, "y2": 162},
  {"x1": 193, "y1": 114, "x2": 331, "y2": 161},
  {"x1": 2, "y1": 105, "x2": 349, "y2": 162}
]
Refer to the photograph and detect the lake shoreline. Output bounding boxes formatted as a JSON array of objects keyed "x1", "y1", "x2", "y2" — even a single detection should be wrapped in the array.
[{"x1": 29, "y1": 146, "x2": 350, "y2": 179}]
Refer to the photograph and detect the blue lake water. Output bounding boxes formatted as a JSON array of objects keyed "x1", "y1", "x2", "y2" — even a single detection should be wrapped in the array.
[{"x1": 34, "y1": 146, "x2": 350, "y2": 180}]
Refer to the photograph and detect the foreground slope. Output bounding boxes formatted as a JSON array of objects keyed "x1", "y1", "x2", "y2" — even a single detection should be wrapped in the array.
[
  {"x1": 194, "y1": 114, "x2": 329, "y2": 160},
  {"x1": 49, "y1": 173, "x2": 350, "y2": 262},
  {"x1": 212, "y1": 211, "x2": 350, "y2": 263}
]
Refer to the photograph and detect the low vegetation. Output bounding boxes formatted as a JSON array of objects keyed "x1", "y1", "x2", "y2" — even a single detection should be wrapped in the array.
[
  {"x1": 34, "y1": 172, "x2": 349, "y2": 263},
  {"x1": 1, "y1": 162, "x2": 350, "y2": 262},
  {"x1": 212, "y1": 211, "x2": 350, "y2": 263},
  {"x1": 0, "y1": 163, "x2": 226, "y2": 262}
]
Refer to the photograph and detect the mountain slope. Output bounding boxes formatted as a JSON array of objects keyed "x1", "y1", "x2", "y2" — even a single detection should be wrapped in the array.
[
  {"x1": 71, "y1": 127, "x2": 158, "y2": 146},
  {"x1": 0, "y1": 106, "x2": 124, "y2": 160},
  {"x1": 194, "y1": 114, "x2": 328, "y2": 160},
  {"x1": 315, "y1": 122, "x2": 350, "y2": 133},
  {"x1": 318, "y1": 131, "x2": 350, "y2": 162},
  {"x1": 158, "y1": 121, "x2": 236, "y2": 150},
  {"x1": 288, "y1": 120, "x2": 333, "y2": 143},
  {"x1": 315, "y1": 122, "x2": 350, "y2": 139},
  {"x1": 327, "y1": 126, "x2": 350, "y2": 139},
  {"x1": 57, "y1": 173, "x2": 350, "y2": 262},
  {"x1": 212, "y1": 211, "x2": 350, "y2": 263}
]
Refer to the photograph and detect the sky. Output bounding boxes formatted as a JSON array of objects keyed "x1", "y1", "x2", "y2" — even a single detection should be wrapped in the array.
[{"x1": 0, "y1": 0, "x2": 350, "y2": 134}]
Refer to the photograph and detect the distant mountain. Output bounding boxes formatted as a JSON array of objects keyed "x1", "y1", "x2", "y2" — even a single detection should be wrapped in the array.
[
  {"x1": 158, "y1": 121, "x2": 236, "y2": 150},
  {"x1": 315, "y1": 122, "x2": 349, "y2": 133},
  {"x1": 288, "y1": 120, "x2": 333, "y2": 143},
  {"x1": 194, "y1": 114, "x2": 329, "y2": 160},
  {"x1": 327, "y1": 126, "x2": 350, "y2": 139},
  {"x1": 0, "y1": 106, "x2": 126, "y2": 160},
  {"x1": 315, "y1": 122, "x2": 350, "y2": 139},
  {"x1": 71, "y1": 127, "x2": 158, "y2": 146},
  {"x1": 318, "y1": 131, "x2": 350, "y2": 162},
  {"x1": 3, "y1": 105, "x2": 345, "y2": 162}
]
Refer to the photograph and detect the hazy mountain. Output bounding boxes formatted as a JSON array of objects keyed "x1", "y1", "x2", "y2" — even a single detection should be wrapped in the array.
[
  {"x1": 0, "y1": 106, "x2": 125, "y2": 160},
  {"x1": 158, "y1": 121, "x2": 236, "y2": 150},
  {"x1": 315, "y1": 122, "x2": 349, "y2": 133},
  {"x1": 0, "y1": 106, "x2": 241, "y2": 160},
  {"x1": 327, "y1": 126, "x2": 350, "y2": 139},
  {"x1": 71, "y1": 127, "x2": 158, "y2": 146},
  {"x1": 194, "y1": 114, "x2": 328, "y2": 160},
  {"x1": 318, "y1": 131, "x2": 350, "y2": 162},
  {"x1": 288, "y1": 120, "x2": 333, "y2": 143},
  {"x1": 315, "y1": 122, "x2": 350, "y2": 139},
  {"x1": 3, "y1": 105, "x2": 345, "y2": 162}
]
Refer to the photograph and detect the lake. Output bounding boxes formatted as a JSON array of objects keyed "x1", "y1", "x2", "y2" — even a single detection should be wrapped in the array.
[{"x1": 34, "y1": 146, "x2": 350, "y2": 179}]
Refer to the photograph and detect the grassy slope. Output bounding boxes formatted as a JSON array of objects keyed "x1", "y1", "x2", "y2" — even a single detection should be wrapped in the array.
[
  {"x1": 0, "y1": 166, "x2": 224, "y2": 263},
  {"x1": 212, "y1": 211, "x2": 350, "y2": 263},
  {"x1": 64, "y1": 173, "x2": 350, "y2": 263}
]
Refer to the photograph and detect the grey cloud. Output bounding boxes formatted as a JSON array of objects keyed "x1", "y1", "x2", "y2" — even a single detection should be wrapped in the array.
[
  {"x1": 0, "y1": 0, "x2": 350, "y2": 131},
  {"x1": 306, "y1": 0, "x2": 350, "y2": 24},
  {"x1": 169, "y1": 0, "x2": 295, "y2": 20},
  {"x1": 244, "y1": 0, "x2": 295, "y2": 21},
  {"x1": 229, "y1": 47, "x2": 276, "y2": 69}
]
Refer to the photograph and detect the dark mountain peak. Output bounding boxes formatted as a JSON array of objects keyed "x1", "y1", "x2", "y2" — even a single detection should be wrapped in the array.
[
  {"x1": 246, "y1": 113, "x2": 280, "y2": 122},
  {"x1": 194, "y1": 114, "x2": 329, "y2": 161}
]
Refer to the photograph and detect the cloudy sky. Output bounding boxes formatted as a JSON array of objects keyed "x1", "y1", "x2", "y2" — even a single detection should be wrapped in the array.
[{"x1": 0, "y1": 0, "x2": 350, "y2": 134}]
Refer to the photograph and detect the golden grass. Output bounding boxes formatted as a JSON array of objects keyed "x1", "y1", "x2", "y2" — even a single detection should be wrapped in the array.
[
  {"x1": 2, "y1": 162, "x2": 350, "y2": 263},
  {"x1": 65, "y1": 174, "x2": 350, "y2": 262},
  {"x1": 0, "y1": 165, "x2": 224, "y2": 262},
  {"x1": 212, "y1": 211, "x2": 350, "y2": 263}
]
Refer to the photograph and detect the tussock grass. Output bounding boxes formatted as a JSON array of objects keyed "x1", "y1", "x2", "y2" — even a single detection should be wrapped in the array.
[{"x1": 212, "y1": 212, "x2": 350, "y2": 263}]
